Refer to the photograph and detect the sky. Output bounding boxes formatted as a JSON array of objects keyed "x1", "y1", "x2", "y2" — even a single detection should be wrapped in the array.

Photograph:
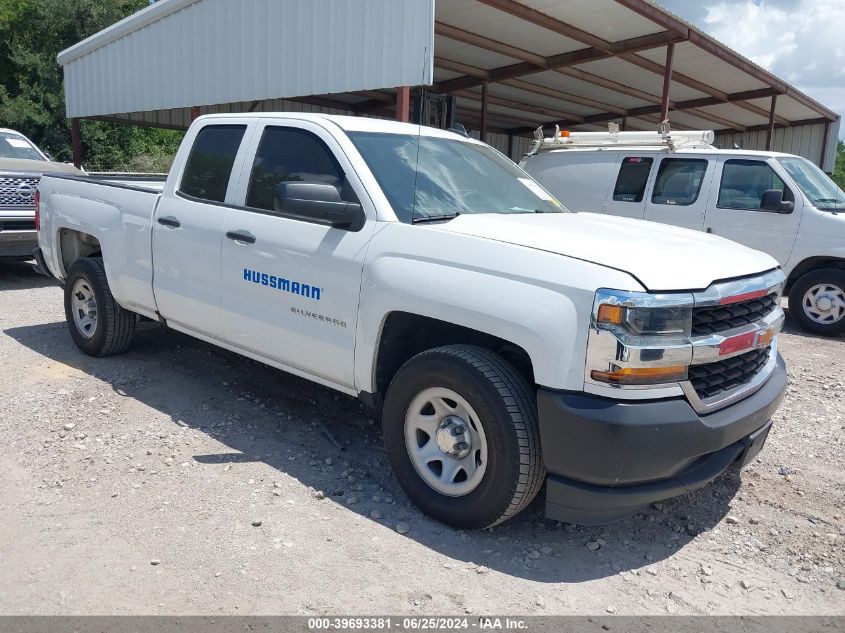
[{"x1": 657, "y1": 0, "x2": 845, "y2": 139}]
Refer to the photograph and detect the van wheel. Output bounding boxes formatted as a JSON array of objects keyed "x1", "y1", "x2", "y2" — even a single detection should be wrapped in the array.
[
  {"x1": 64, "y1": 257, "x2": 136, "y2": 356},
  {"x1": 788, "y1": 269, "x2": 845, "y2": 336},
  {"x1": 382, "y1": 345, "x2": 545, "y2": 530}
]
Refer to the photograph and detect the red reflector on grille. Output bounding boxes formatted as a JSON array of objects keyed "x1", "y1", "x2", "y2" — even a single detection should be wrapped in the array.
[
  {"x1": 719, "y1": 289, "x2": 768, "y2": 305},
  {"x1": 719, "y1": 331, "x2": 756, "y2": 356}
]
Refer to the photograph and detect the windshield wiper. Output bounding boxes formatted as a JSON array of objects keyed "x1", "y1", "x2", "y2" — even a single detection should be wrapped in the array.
[
  {"x1": 814, "y1": 198, "x2": 843, "y2": 204},
  {"x1": 412, "y1": 212, "x2": 461, "y2": 224}
]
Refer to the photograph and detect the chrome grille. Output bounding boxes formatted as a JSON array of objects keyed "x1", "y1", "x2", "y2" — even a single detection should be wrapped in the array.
[
  {"x1": 688, "y1": 346, "x2": 771, "y2": 399},
  {"x1": 692, "y1": 293, "x2": 779, "y2": 336},
  {"x1": 0, "y1": 176, "x2": 39, "y2": 210}
]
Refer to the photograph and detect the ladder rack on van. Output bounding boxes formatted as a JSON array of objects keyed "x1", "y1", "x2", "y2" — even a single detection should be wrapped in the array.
[{"x1": 528, "y1": 127, "x2": 716, "y2": 155}]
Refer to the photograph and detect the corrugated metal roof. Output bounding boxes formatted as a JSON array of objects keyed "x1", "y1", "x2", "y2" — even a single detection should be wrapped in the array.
[
  {"x1": 59, "y1": 0, "x2": 434, "y2": 119},
  {"x1": 58, "y1": 0, "x2": 839, "y2": 167}
]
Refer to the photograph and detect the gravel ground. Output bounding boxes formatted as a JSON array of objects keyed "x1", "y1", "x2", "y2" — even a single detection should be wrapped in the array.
[{"x1": 0, "y1": 260, "x2": 842, "y2": 615}]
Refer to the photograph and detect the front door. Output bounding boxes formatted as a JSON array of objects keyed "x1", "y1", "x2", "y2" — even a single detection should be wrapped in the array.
[
  {"x1": 152, "y1": 122, "x2": 251, "y2": 337},
  {"x1": 704, "y1": 157, "x2": 802, "y2": 267},
  {"x1": 643, "y1": 156, "x2": 713, "y2": 231},
  {"x1": 219, "y1": 120, "x2": 375, "y2": 388}
]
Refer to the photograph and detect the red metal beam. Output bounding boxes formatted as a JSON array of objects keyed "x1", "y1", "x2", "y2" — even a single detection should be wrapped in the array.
[
  {"x1": 439, "y1": 57, "x2": 750, "y2": 131},
  {"x1": 70, "y1": 118, "x2": 81, "y2": 168},
  {"x1": 480, "y1": 81, "x2": 489, "y2": 141},
  {"x1": 660, "y1": 43, "x2": 675, "y2": 122},
  {"x1": 766, "y1": 95, "x2": 778, "y2": 151},
  {"x1": 502, "y1": 78, "x2": 627, "y2": 115},
  {"x1": 455, "y1": 88, "x2": 586, "y2": 123},
  {"x1": 719, "y1": 116, "x2": 833, "y2": 135},
  {"x1": 190, "y1": 106, "x2": 200, "y2": 121},
  {"x1": 475, "y1": 0, "x2": 635, "y2": 52},
  {"x1": 436, "y1": 30, "x2": 682, "y2": 93},
  {"x1": 396, "y1": 86, "x2": 410, "y2": 123}
]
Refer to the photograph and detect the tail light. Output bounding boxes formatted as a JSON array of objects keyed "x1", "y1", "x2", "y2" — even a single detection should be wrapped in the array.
[{"x1": 34, "y1": 190, "x2": 40, "y2": 231}]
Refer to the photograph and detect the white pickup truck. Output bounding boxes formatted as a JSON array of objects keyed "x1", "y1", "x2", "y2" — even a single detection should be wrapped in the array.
[{"x1": 35, "y1": 114, "x2": 787, "y2": 528}]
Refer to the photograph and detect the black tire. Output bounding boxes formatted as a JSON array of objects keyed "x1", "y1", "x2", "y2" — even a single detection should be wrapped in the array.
[
  {"x1": 64, "y1": 257, "x2": 136, "y2": 356},
  {"x1": 787, "y1": 268, "x2": 845, "y2": 337},
  {"x1": 382, "y1": 345, "x2": 545, "y2": 530}
]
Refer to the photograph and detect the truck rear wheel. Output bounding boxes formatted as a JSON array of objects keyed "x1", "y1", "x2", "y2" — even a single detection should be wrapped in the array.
[
  {"x1": 64, "y1": 257, "x2": 136, "y2": 356},
  {"x1": 788, "y1": 269, "x2": 845, "y2": 337},
  {"x1": 382, "y1": 345, "x2": 544, "y2": 530}
]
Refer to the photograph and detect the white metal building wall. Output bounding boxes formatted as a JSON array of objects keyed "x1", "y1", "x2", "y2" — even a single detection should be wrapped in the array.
[
  {"x1": 59, "y1": 0, "x2": 434, "y2": 119},
  {"x1": 714, "y1": 120, "x2": 841, "y2": 172}
]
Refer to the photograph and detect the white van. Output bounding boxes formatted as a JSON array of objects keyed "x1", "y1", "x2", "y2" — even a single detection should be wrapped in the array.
[{"x1": 521, "y1": 130, "x2": 845, "y2": 336}]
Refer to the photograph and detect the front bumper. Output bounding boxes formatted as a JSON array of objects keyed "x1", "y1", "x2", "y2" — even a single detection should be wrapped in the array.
[
  {"x1": 0, "y1": 229, "x2": 37, "y2": 258},
  {"x1": 539, "y1": 354, "x2": 787, "y2": 525}
]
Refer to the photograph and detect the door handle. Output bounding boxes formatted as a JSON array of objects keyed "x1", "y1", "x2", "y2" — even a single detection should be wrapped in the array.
[
  {"x1": 157, "y1": 216, "x2": 181, "y2": 228},
  {"x1": 226, "y1": 230, "x2": 256, "y2": 244}
]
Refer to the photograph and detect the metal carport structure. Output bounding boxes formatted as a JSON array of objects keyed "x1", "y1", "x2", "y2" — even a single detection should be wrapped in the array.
[{"x1": 58, "y1": 0, "x2": 841, "y2": 170}]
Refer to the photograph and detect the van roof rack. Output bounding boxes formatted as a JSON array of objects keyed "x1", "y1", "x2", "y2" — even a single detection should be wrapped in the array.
[{"x1": 528, "y1": 125, "x2": 716, "y2": 155}]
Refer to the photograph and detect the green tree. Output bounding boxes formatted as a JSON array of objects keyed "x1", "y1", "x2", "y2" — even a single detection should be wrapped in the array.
[
  {"x1": 832, "y1": 140, "x2": 845, "y2": 190},
  {"x1": 0, "y1": 0, "x2": 183, "y2": 170}
]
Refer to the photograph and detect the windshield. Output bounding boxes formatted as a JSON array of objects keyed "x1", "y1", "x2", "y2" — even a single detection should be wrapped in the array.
[
  {"x1": 0, "y1": 131, "x2": 46, "y2": 161},
  {"x1": 347, "y1": 132, "x2": 564, "y2": 223},
  {"x1": 777, "y1": 156, "x2": 844, "y2": 211}
]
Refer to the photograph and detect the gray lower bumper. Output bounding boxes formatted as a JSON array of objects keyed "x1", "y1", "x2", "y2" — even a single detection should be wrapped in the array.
[
  {"x1": 538, "y1": 355, "x2": 787, "y2": 525},
  {"x1": 0, "y1": 230, "x2": 38, "y2": 258}
]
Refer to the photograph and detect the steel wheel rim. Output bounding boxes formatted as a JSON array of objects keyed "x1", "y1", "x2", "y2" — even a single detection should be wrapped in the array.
[
  {"x1": 71, "y1": 278, "x2": 98, "y2": 339},
  {"x1": 802, "y1": 283, "x2": 845, "y2": 325},
  {"x1": 404, "y1": 386, "x2": 488, "y2": 497}
]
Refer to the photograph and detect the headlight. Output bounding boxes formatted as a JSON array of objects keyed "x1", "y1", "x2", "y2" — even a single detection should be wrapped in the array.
[
  {"x1": 587, "y1": 289, "x2": 694, "y2": 389},
  {"x1": 595, "y1": 293, "x2": 692, "y2": 337}
]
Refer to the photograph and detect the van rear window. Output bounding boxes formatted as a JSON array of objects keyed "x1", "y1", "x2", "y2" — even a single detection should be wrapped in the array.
[{"x1": 612, "y1": 157, "x2": 653, "y2": 202}]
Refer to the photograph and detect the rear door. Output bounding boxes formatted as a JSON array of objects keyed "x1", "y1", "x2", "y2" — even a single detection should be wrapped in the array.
[
  {"x1": 152, "y1": 121, "x2": 253, "y2": 337},
  {"x1": 218, "y1": 119, "x2": 375, "y2": 388},
  {"x1": 603, "y1": 153, "x2": 657, "y2": 219},
  {"x1": 704, "y1": 157, "x2": 802, "y2": 266},
  {"x1": 643, "y1": 156, "x2": 713, "y2": 231}
]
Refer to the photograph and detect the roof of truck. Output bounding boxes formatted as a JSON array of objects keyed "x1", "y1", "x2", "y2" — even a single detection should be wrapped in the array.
[{"x1": 195, "y1": 113, "x2": 484, "y2": 142}]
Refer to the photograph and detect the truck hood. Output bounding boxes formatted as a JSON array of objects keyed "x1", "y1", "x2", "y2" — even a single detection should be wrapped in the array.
[
  {"x1": 0, "y1": 157, "x2": 82, "y2": 175},
  {"x1": 433, "y1": 212, "x2": 779, "y2": 291}
]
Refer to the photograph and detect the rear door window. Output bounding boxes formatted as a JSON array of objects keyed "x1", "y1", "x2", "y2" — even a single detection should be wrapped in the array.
[
  {"x1": 651, "y1": 158, "x2": 709, "y2": 206},
  {"x1": 718, "y1": 159, "x2": 790, "y2": 210},
  {"x1": 179, "y1": 125, "x2": 247, "y2": 203},
  {"x1": 612, "y1": 157, "x2": 653, "y2": 202}
]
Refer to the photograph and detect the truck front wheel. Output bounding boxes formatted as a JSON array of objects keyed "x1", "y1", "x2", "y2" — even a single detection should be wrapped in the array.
[
  {"x1": 64, "y1": 257, "x2": 136, "y2": 356},
  {"x1": 788, "y1": 268, "x2": 845, "y2": 336},
  {"x1": 383, "y1": 345, "x2": 545, "y2": 530}
]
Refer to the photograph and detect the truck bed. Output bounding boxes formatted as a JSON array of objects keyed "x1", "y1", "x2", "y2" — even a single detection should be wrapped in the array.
[
  {"x1": 42, "y1": 172, "x2": 166, "y2": 194},
  {"x1": 37, "y1": 172, "x2": 162, "y2": 316}
]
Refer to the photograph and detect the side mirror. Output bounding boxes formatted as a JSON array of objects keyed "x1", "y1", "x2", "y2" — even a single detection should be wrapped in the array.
[
  {"x1": 761, "y1": 189, "x2": 794, "y2": 214},
  {"x1": 273, "y1": 181, "x2": 365, "y2": 231}
]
